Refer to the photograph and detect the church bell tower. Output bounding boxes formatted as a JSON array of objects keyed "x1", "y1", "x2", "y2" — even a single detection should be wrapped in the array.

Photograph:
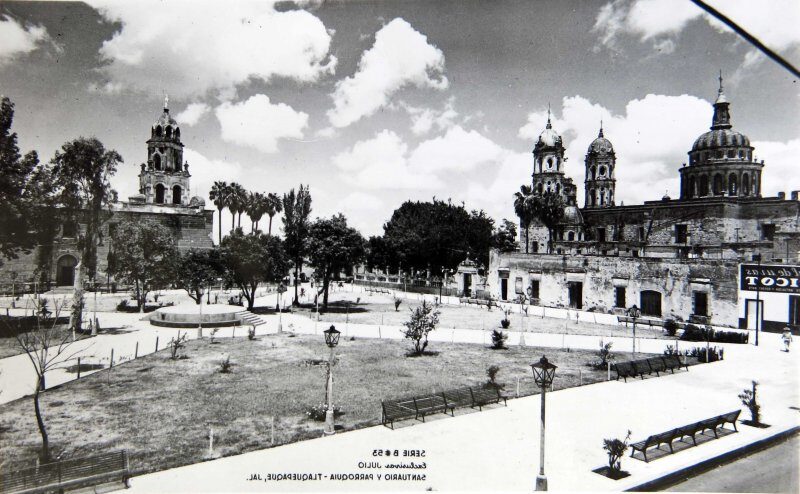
[{"x1": 138, "y1": 96, "x2": 191, "y2": 206}]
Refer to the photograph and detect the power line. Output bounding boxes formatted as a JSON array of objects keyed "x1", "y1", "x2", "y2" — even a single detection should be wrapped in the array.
[{"x1": 690, "y1": 0, "x2": 800, "y2": 79}]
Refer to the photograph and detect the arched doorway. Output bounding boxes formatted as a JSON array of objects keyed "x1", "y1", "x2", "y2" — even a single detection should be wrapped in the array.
[
  {"x1": 56, "y1": 255, "x2": 78, "y2": 287},
  {"x1": 172, "y1": 185, "x2": 182, "y2": 204}
]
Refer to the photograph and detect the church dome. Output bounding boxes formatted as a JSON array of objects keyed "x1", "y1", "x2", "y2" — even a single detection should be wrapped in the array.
[
  {"x1": 562, "y1": 205, "x2": 583, "y2": 225},
  {"x1": 150, "y1": 95, "x2": 180, "y2": 139},
  {"x1": 536, "y1": 111, "x2": 562, "y2": 148},
  {"x1": 691, "y1": 129, "x2": 750, "y2": 152},
  {"x1": 588, "y1": 126, "x2": 614, "y2": 154},
  {"x1": 189, "y1": 196, "x2": 205, "y2": 207}
]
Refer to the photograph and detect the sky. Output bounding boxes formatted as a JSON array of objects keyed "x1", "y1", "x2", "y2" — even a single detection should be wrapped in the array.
[{"x1": 1, "y1": 0, "x2": 798, "y2": 239}]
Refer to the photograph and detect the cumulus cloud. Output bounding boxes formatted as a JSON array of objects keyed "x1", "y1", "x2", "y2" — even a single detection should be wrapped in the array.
[
  {"x1": 408, "y1": 126, "x2": 504, "y2": 173},
  {"x1": 464, "y1": 152, "x2": 532, "y2": 224},
  {"x1": 519, "y1": 94, "x2": 712, "y2": 205},
  {"x1": 0, "y1": 15, "x2": 52, "y2": 65},
  {"x1": 332, "y1": 130, "x2": 442, "y2": 190},
  {"x1": 215, "y1": 94, "x2": 308, "y2": 153},
  {"x1": 327, "y1": 18, "x2": 448, "y2": 128},
  {"x1": 90, "y1": 1, "x2": 336, "y2": 97},
  {"x1": 334, "y1": 192, "x2": 387, "y2": 236},
  {"x1": 593, "y1": 0, "x2": 800, "y2": 62},
  {"x1": 753, "y1": 139, "x2": 800, "y2": 198},
  {"x1": 403, "y1": 97, "x2": 459, "y2": 135},
  {"x1": 176, "y1": 103, "x2": 210, "y2": 126}
]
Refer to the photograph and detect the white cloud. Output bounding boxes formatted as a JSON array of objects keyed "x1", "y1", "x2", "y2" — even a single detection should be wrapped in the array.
[
  {"x1": 464, "y1": 152, "x2": 532, "y2": 224},
  {"x1": 753, "y1": 139, "x2": 800, "y2": 199},
  {"x1": 327, "y1": 18, "x2": 448, "y2": 128},
  {"x1": 408, "y1": 125, "x2": 504, "y2": 173},
  {"x1": 593, "y1": 0, "x2": 800, "y2": 62},
  {"x1": 176, "y1": 103, "x2": 210, "y2": 126},
  {"x1": 334, "y1": 192, "x2": 386, "y2": 236},
  {"x1": 0, "y1": 15, "x2": 51, "y2": 65},
  {"x1": 404, "y1": 97, "x2": 458, "y2": 135},
  {"x1": 332, "y1": 130, "x2": 442, "y2": 190},
  {"x1": 518, "y1": 93, "x2": 711, "y2": 205},
  {"x1": 90, "y1": 1, "x2": 336, "y2": 97},
  {"x1": 215, "y1": 94, "x2": 308, "y2": 154}
]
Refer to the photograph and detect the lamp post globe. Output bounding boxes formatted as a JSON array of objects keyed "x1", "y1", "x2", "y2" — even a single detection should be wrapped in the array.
[
  {"x1": 323, "y1": 325, "x2": 340, "y2": 435},
  {"x1": 530, "y1": 355, "x2": 557, "y2": 491}
]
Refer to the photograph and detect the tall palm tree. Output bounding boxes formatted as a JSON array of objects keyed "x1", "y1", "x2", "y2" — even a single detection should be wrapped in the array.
[
  {"x1": 247, "y1": 191, "x2": 268, "y2": 232},
  {"x1": 265, "y1": 192, "x2": 282, "y2": 235},
  {"x1": 209, "y1": 181, "x2": 229, "y2": 244},
  {"x1": 514, "y1": 184, "x2": 534, "y2": 253},
  {"x1": 227, "y1": 183, "x2": 246, "y2": 232}
]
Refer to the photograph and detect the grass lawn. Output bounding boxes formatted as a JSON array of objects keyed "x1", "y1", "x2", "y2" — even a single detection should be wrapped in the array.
[
  {"x1": 287, "y1": 290, "x2": 673, "y2": 340},
  {"x1": 0, "y1": 332, "x2": 643, "y2": 475}
]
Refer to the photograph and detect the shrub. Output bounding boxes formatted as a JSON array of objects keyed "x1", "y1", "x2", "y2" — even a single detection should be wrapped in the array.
[
  {"x1": 603, "y1": 430, "x2": 632, "y2": 475},
  {"x1": 218, "y1": 356, "x2": 233, "y2": 373},
  {"x1": 402, "y1": 300, "x2": 440, "y2": 356},
  {"x1": 595, "y1": 339, "x2": 614, "y2": 368},
  {"x1": 684, "y1": 345, "x2": 724, "y2": 363},
  {"x1": 663, "y1": 345, "x2": 680, "y2": 356},
  {"x1": 306, "y1": 403, "x2": 343, "y2": 422},
  {"x1": 739, "y1": 381, "x2": 761, "y2": 424},
  {"x1": 500, "y1": 318, "x2": 511, "y2": 329},
  {"x1": 663, "y1": 319, "x2": 678, "y2": 337},
  {"x1": 210, "y1": 328, "x2": 219, "y2": 344},
  {"x1": 394, "y1": 298, "x2": 402, "y2": 312},
  {"x1": 247, "y1": 326, "x2": 256, "y2": 340},
  {"x1": 681, "y1": 325, "x2": 748, "y2": 344},
  {"x1": 486, "y1": 365, "x2": 503, "y2": 389},
  {"x1": 116, "y1": 299, "x2": 129, "y2": 311},
  {"x1": 168, "y1": 332, "x2": 188, "y2": 360},
  {"x1": 491, "y1": 329, "x2": 508, "y2": 349}
]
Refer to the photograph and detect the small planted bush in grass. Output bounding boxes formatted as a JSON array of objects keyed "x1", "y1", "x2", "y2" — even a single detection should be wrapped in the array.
[
  {"x1": 116, "y1": 299, "x2": 129, "y2": 312},
  {"x1": 681, "y1": 325, "x2": 748, "y2": 344},
  {"x1": 306, "y1": 403, "x2": 344, "y2": 422},
  {"x1": 394, "y1": 297, "x2": 402, "y2": 312},
  {"x1": 402, "y1": 300, "x2": 440, "y2": 356},
  {"x1": 218, "y1": 356, "x2": 233, "y2": 373},
  {"x1": 491, "y1": 330, "x2": 508, "y2": 350},
  {"x1": 599, "y1": 430, "x2": 632, "y2": 480},
  {"x1": 486, "y1": 365, "x2": 504, "y2": 389},
  {"x1": 210, "y1": 328, "x2": 220, "y2": 344},
  {"x1": 592, "y1": 340, "x2": 614, "y2": 369},
  {"x1": 247, "y1": 327, "x2": 256, "y2": 340},
  {"x1": 663, "y1": 345, "x2": 680, "y2": 356},
  {"x1": 168, "y1": 332, "x2": 188, "y2": 360}
]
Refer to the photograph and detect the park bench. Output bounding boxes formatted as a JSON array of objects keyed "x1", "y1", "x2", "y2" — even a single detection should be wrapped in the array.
[
  {"x1": 381, "y1": 395, "x2": 451, "y2": 429},
  {"x1": 630, "y1": 410, "x2": 740, "y2": 462},
  {"x1": 612, "y1": 361, "x2": 641, "y2": 382},
  {"x1": 469, "y1": 386, "x2": 507, "y2": 410},
  {"x1": 662, "y1": 355, "x2": 689, "y2": 372},
  {"x1": 614, "y1": 356, "x2": 688, "y2": 382},
  {"x1": 0, "y1": 450, "x2": 130, "y2": 494},
  {"x1": 617, "y1": 315, "x2": 663, "y2": 328}
]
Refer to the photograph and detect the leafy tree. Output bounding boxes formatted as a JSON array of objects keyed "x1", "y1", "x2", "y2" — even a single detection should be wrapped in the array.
[
  {"x1": 245, "y1": 191, "x2": 265, "y2": 232},
  {"x1": 0, "y1": 97, "x2": 57, "y2": 270},
  {"x1": 108, "y1": 220, "x2": 178, "y2": 311},
  {"x1": 209, "y1": 181, "x2": 229, "y2": 244},
  {"x1": 382, "y1": 199, "x2": 494, "y2": 274},
  {"x1": 739, "y1": 380, "x2": 761, "y2": 424},
  {"x1": 402, "y1": 300, "x2": 440, "y2": 356},
  {"x1": 13, "y1": 298, "x2": 80, "y2": 462},
  {"x1": 603, "y1": 430, "x2": 632, "y2": 476},
  {"x1": 227, "y1": 182, "x2": 247, "y2": 230},
  {"x1": 492, "y1": 219, "x2": 518, "y2": 253},
  {"x1": 50, "y1": 137, "x2": 121, "y2": 330},
  {"x1": 264, "y1": 192, "x2": 282, "y2": 235},
  {"x1": 530, "y1": 190, "x2": 565, "y2": 253},
  {"x1": 366, "y1": 235, "x2": 396, "y2": 273},
  {"x1": 282, "y1": 185, "x2": 312, "y2": 305},
  {"x1": 220, "y1": 231, "x2": 289, "y2": 310},
  {"x1": 307, "y1": 214, "x2": 366, "y2": 310},
  {"x1": 175, "y1": 248, "x2": 224, "y2": 304},
  {"x1": 514, "y1": 185, "x2": 534, "y2": 253}
]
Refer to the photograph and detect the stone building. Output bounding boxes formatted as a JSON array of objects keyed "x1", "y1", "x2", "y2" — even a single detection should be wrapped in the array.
[
  {"x1": 0, "y1": 99, "x2": 213, "y2": 292},
  {"x1": 490, "y1": 77, "x2": 800, "y2": 329}
]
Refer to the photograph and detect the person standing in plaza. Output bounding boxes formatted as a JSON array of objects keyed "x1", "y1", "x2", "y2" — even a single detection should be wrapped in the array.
[{"x1": 781, "y1": 327, "x2": 793, "y2": 352}]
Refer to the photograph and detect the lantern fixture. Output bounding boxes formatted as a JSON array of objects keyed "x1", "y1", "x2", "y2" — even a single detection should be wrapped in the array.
[
  {"x1": 324, "y1": 325, "x2": 341, "y2": 348},
  {"x1": 530, "y1": 355, "x2": 557, "y2": 389}
]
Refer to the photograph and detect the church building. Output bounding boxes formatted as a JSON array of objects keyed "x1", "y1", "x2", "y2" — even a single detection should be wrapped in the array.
[
  {"x1": 1, "y1": 99, "x2": 214, "y2": 291},
  {"x1": 489, "y1": 76, "x2": 800, "y2": 330}
]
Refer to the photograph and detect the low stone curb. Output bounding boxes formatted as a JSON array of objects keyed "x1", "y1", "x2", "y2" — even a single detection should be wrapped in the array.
[{"x1": 624, "y1": 425, "x2": 800, "y2": 492}]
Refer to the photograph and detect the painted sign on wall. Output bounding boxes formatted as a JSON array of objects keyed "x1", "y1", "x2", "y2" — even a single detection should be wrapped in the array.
[{"x1": 740, "y1": 264, "x2": 800, "y2": 294}]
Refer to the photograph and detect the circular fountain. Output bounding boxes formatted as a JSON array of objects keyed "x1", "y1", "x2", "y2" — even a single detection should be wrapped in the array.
[{"x1": 150, "y1": 304, "x2": 243, "y2": 328}]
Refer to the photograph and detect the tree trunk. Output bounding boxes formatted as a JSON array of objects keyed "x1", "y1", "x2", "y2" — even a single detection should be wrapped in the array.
[
  {"x1": 33, "y1": 377, "x2": 50, "y2": 462},
  {"x1": 237, "y1": 212, "x2": 242, "y2": 228},
  {"x1": 137, "y1": 280, "x2": 145, "y2": 313},
  {"x1": 246, "y1": 283, "x2": 256, "y2": 310},
  {"x1": 525, "y1": 222, "x2": 529, "y2": 254},
  {"x1": 322, "y1": 273, "x2": 330, "y2": 310},
  {"x1": 268, "y1": 216, "x2": 273, "y2": 235},
  {"x1": 293, "y1": 262, "x2": 301, "y2": 306},
  {"x1": 218, "y1": 208, "x2": 223, "y2": 244},
  {"x1": 231, "y1": 211, "x2": 235, "y2": 232},
  {"x1": 70, "y1": 262, "x2": 85, "y2": 333}
]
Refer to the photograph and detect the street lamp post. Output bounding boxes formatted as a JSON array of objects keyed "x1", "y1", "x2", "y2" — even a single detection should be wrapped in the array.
[
  {"x1": 277, "y1": 283, "x2": 286, "y2": 333},
  {"x1": 323, "y1": 325, "x2": 341, "y2": 435},
  {"x1": 530, "y1": 355, "x2": 558, "y2": 491},
  {"x1": 753, "y1": 253, "x2": 761, "y2": 346},
  {"x1": 627, "y1": 305, "x2": 641, "y2": 356}
]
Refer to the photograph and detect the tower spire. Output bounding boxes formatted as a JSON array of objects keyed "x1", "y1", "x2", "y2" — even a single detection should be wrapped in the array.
[
  {"x1": 711, "y1": 72, "x2": 731, "y2": 129},
  {"x1": 164, "y1": 94, "x2": 169, "y2": 112},
  {"x1": 598, "y1": 119, "x2": 604, "y2": 138},
  {"x1": 546, "y1": 103, "x2": 552, "y2": 129}
]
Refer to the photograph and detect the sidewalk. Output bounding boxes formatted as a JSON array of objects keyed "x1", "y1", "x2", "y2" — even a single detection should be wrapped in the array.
[{"x1": 122, "y1": 330, "x2": 798, "y2": 492}]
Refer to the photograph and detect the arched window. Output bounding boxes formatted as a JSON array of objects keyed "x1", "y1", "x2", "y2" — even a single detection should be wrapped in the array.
[
  {"x1": 175, "y1": 128, "x2": 181, "y2": 140},
  {"x1": 689, "y1": 176, "x2": 696, "y2": 198},
  {"x1": 555, "y1": 183, "x2": 561, "y2": 194},
  {"x1": 600, "y1": 188, "x2": 606, "y2": 206},
  {"x1": 166, "y1": 126, "x2": 173, "y2": 139},
  {"x1": 155, "y1": 126, "x2": 162, "y2": 137},
  {"x1": 742, "y1": 173, "x2": 750, "y2": 196},
  {"x1": 155, "y1": 184, "x2": 165, "y2": 204},
  {"x1": 172, "y1": 185, "x2": 182, "y2": 204},
  {"x1": 700, "y1": 175, "x2": 709, "y2": 196},
  {"x1": 640, "y1": 290, "x2": 662, "y2": 317},
  {"x1": 589, "y1": 166, "x2": 596, "y2": 180},
  {"x1": 567, "y1": 231, "x2": 575, "y2": 241},
  {"x1": 728, "y1": 173, "x2": 738, "y2": 195},
  {"x1": 713, "y1": 174, "x2": 723, "y2": 195},
  {"x1": 599, "y1": 166, "x2": 606, "y2": 177},
  {"x1": 536, "y1": 183, "x2": 543, "y2": 195},
  {"x1": 738, "y1": 150, "x2": 744, "y2": 159},
  {"x1": 154, "y1": 154, "x2": 162, "y2": 171},
  {"x1": 589, "y1": 189, "x2": 596, "y2": 206}
]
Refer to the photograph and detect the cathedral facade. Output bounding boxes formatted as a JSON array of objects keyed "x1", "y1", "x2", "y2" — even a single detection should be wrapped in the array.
[
  {"x1": 0, "y1": 100, "x2": 214, "y2": 292},
  {"x1": 490, "y1": 77, "x2": 800, "y2": 330}
]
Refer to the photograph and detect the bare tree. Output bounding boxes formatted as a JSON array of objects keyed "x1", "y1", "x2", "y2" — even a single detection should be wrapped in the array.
[{"x1": 14, "y1": 297, "x2": 83, "y2": 462}]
